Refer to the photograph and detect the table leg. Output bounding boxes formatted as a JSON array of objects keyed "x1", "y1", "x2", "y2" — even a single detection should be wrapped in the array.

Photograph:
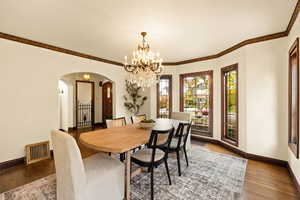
[{"x1": 125, "y1": 151, "x2": 131, "y2": 200}]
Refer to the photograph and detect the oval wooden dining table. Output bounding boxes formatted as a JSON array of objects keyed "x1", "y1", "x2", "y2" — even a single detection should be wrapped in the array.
[{"x1": 79, "y1": 118, "x2": 186, "y2": 200}]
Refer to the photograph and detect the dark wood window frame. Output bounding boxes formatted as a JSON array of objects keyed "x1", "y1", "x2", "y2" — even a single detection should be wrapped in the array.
[
  {"x1": 157, "y1": 75, "x2": 172, "y2": 118},
  {"x1": 75, "y1": 80, "x2": 95, "y2": 129},
  {"x1": 179, "y1": 70, "x2": 214, "y2": 137},
  {"x1": 288, "y1": 38, "x2": 299, "y2": 159},
  {"x1": 221, "y1": 64, "x2": 239, "y2": 147}
]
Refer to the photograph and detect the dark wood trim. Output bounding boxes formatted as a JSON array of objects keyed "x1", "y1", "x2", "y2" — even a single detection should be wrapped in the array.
[
  {"x1": 0, "y1": 32, "x2": 123, "y2": 67},
  {"x1": 0, "y1": 1, "x2": 299, "y2": 66},
  {"x1": 68, "y1": 127, "x2": 77, "y2": 132},
  {"x1": 288, "y1": 38, "x2": 300, "y2": 159},
  {"x1": 191, "y1": 135, "x2": 286, "y2": 167},
  {"x1": 221, "y1": 64, "x2": 239, "y2": 147},
  {"x1": 75, "y1": 80, "x2": 95, "y2": 129},
  {"x1": 164, "y1": 0, "x2": 300, "y2": 66},
  {"x1": 156, "y1": 75, "x2": 172, "y2": 118},
  {"x1": 246, "y1": 153, "x2": 287, "y2": 167},
  {"x1": 107, "y1": 116, "x2": 127, "y2": 128},
  {"x1": 287, "y1": 162, "x2": 300, "y2": 196},
  {"x1": 0, "y1": 157, "x2": 24, "y2": 170},
  {"x1": 286, "y1": 0, "x2": 300, "y2": 35},
  {"x1": 0, "y1": 150, "x2": 54, "y2": 170},
  {"x1": 94, "y1": 122, "x2": 105, "y2": 127},
  {"x1": 179, "y1": 70, "x2": 213, "y2": 137},
  {"x1": 164, "y1": 32, "x2": 287, "y2": 65}
]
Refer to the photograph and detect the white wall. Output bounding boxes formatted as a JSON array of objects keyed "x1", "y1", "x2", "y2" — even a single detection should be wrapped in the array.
[
  {"x1": 245, "y1": 38, "x2": 287, "y2": 160},
  {"x1": 58, "y1": 80, "x2": 69, "y2": 131},
  {"x1": 149, "y1": 37, "x2": 290, "y2": 161},
  {"x1": 1, "y1": 21, "x2": 299, "y2": 186},
  {"x1": 0, "y1": 38, "x2": 128, "y2": 162},
  {"x1": 286, "y1": 14, "x2": 300, "y2": 183}
]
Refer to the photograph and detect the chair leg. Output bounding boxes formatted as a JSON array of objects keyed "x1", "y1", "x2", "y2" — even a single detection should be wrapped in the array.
[
  {"x1": 164, "y1": 159, "x2": 172, "y2": 185},
  {"x1": 183, "y1": 147, "x2": 189, "y2": 167},
  {"x1": 150, "y1": 167, "x2": 154, "y2": 200},
  {"x1": 120, "y1": 153, "x2": 125, "y2": 162},
  {"x1": 176, "y1": 150, "x2": 181, "y2": 176}
]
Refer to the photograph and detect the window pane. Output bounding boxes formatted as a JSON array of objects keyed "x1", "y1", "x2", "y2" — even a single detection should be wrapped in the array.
[
  {"x1": 224, "y1": 70, "x2": 238, "y2": 142},
  {"x1": 182, "y1": 73, "x2": 212, "y2": 137},
  {"x1": 158, "y1": 76, "x2": 171, "y2": 118},
  {"x1": 289, "y1": 50, "x2": 299, "y2": 152}
]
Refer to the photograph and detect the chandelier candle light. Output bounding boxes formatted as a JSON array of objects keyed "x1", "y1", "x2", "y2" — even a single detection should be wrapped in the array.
[{"x1": 124, "y1": 32, "x2": 163, "y2": 88}]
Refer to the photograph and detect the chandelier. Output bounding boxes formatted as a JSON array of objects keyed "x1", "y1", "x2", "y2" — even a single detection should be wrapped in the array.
[{"x1": 124, "y1": 32, "x2": 163, "y2": 88}]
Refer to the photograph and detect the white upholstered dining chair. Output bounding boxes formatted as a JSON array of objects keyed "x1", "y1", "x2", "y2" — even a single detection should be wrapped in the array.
[
  {"x1": 51, "y1": 130, "x2": 124, "y2": 200},
  {"x1": 171, "y1": 112, "x2": 191, "y2": 122},
  {"x1": 170, "y1": 112, "x2": 192, "y2": 151}
]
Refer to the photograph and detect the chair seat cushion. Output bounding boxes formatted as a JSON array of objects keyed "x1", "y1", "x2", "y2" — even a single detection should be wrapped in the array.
[
  {"x1": 132, "y1": 149, "x2": 165, "y2": 163},
  {"x1": 83, "y1": 153, "x2": 124, "y2": 200}
]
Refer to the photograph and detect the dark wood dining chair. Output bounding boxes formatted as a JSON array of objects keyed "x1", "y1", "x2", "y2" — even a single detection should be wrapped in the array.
[
  {"x1": 160, "y1": 122, "x2": 192, "y2": 176},
  {"x1": 131, "y1": 127, "x2": 175, "y2": 200},
  {"x1": 131, "y1": 114, "x2": 146, "y2": 124},
  {"x1": 106, "y1": 117, "x2": 127, "y2": 161},
  {"x1": 106, "y1": 117, "x2": 126, "y2": 128}
]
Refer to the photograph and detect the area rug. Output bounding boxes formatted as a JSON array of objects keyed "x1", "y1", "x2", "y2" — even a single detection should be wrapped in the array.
[{"x1": 0, "y1": 147, "x2": 247, "y2": 200}]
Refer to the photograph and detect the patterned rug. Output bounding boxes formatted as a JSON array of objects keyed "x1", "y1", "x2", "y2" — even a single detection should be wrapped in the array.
[{"x1": 0, "y1": 147, "x2": 247, "y2": 200}]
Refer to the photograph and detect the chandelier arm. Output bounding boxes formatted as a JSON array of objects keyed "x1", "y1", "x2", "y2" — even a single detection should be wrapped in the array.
[{"x1": 124, "y1": 65, "x2": 137, "y2": 73}]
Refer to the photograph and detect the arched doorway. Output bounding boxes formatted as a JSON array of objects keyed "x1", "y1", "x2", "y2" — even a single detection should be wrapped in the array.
[{"x1": 58, "y1": 72, "x2": 114, "y2": 131}]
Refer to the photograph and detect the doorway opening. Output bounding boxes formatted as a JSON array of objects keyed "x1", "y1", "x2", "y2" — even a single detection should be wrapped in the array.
[
  {"x1": 76, "y1": 80, "x2": 95, "y2": 129},
  {"x1": 102, "y1": 82, "x2": 113, "y2": 122},
  {"x1": 58, "y1": 72, "x2": 114, "y2": 132}
]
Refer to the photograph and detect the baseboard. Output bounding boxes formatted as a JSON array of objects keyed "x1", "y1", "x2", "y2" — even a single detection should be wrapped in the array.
[
  {"x1": 68, "y1": 123, "x2": 105, "y2": 132},
  {"x1": 94, "y1": 122, "x2": 105, "y2": 127},
  {"x1": 287, "y1": 163, "x2": 300, "y2": 196},
  {"x1": 246, "y1": 152, "x2": 287, "y2": 167},
  {"x1": 218, "y1": 140, "x2": 247, "y2": 158},
  {"x1": 0, "y1": 150, "x2": 54, "y2": 170},
  {"x1": 191, "y1": 135, "x2": 286, "y2": 166},
  {"x1": 68, "y1": 127, "x2": 76, "y2": 132},
  {"x1": 0, "y1": 157, "x2": 24, "y2": 170}
]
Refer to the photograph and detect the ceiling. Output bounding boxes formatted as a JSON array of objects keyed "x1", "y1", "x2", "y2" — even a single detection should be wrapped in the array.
[{"x1": 0, "y1": 0, "x2": 297, "y2": 63}]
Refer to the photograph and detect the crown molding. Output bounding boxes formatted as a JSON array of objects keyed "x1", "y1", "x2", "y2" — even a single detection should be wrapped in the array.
[
  {"x1": 0, "y1": 32, "x2": 123, "y2": 67},
  {"x1": 164, "y1": 32, "x2": 287, "y2": 65},
  {"x1": 165, "y1": 0, "x2": 300, "y2": 66},
  {"x1": 0, "y1": 0, "x2": 299, "y2": 67},
  {"x1": 286, "y1": 0, "x2": 300, "y2": 35}
]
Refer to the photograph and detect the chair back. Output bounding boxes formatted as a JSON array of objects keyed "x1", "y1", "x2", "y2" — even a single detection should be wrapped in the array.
[
  {"x1": 175, "y1": 122, "x2": 192, "y2": 149},
  {"x1": 51, "y1": 130, "x2": 87, "y2": 200},
  {"x1": 171, "y1": 112, "x2": 191, "y2": 121},
  {"x1": 131, "y1": 114, "x2": 146, "y2": 124},
  {"x1": 148, "y1": 128, "x2": 174, "y2": 163},
  {"x1": 106, "y1": 117, "x2": 126, "y2": 128}
]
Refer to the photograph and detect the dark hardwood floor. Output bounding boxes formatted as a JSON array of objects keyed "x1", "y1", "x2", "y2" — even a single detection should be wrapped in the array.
[
  {"x1": 0, "y1": 134, "x2": 299, "y2": 199},
  {"x1": 195, "y1": 141, "x2": 299, "y2": 200}
]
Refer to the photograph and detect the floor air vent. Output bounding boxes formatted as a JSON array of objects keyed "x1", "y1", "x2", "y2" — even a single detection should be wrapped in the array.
[{"x1": 25, "y1": 141, "x2": 51, "y2": 165}]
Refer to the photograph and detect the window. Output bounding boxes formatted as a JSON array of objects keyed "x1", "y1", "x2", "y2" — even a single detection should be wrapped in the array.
[
  {"x1": 288, "y1": 38, "x2": 299, "y2": 158},
  {"x1": 221, "y1": 64, "x2": 238, "y2": 146},
  {"x1": 157, "y1": 75, "x2": 172, "y2": 118},
  {"x1": 180, "y1": 71, "x2": 213, "y2": 137}
]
